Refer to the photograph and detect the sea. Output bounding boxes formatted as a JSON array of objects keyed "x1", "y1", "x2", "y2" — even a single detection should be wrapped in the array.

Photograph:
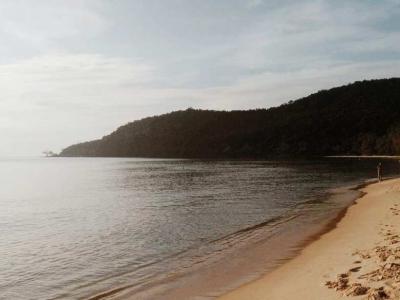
[{"x1": 0, "y1": 157, "x2": 399, "y2": 300}]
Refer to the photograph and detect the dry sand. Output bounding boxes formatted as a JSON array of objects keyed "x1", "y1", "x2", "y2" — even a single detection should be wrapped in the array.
[{"x1": 219, "y1": 178, "x2": 400, "y2": 300}]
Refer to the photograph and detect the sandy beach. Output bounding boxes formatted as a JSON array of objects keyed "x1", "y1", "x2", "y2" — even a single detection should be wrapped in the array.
[{"x1": 220, "y1": 178, "x2": 400, "y2": 300}]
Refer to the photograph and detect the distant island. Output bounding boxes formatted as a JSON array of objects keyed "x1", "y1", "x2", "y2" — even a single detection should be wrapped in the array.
[{"x1": 60, "y1": 78, "x2": 400, "y2": 158}]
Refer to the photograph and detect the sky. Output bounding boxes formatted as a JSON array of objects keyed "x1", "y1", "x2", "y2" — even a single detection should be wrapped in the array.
[{"x1": 0, "y1": 0, "x2": 399, "y2": 156}]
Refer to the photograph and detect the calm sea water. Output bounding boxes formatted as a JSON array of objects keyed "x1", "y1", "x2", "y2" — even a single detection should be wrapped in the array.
[{"x1": 0, "y1": 157, "x2": 399, "y2": 300}]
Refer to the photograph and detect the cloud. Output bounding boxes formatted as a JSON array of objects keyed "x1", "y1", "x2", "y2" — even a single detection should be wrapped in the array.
[
  {"x1": 0, "y1": 53, "x2": 154, "y2": 108},
  {"x1": 247, "y1": 0, "x2": 264, "y2": 8},
  {"x1": 0, "y1": 0, "x2": 109, "y2": 58},
  {"x1": 194, "y1": 61, "x2": 400, "y2": 109},
  {"x1": 0, "y1": 53, "x2": 156, "y2": 155},
  {"x1": 0, "y1": 0, "x2": 399, "y2": 156},
  {"x1": 221, "y1": 0, "x2": 400, "y2": 72}
]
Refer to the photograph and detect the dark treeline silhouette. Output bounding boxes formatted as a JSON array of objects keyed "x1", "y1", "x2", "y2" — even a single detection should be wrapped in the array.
[{"x1": 60, "y1": 78, "x2": 400, "y2": 158}]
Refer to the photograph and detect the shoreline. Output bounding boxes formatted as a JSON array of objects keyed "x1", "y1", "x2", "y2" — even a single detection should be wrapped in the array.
[
  {"x1": 92, "y1": 180, "x2": 366, "y2": 300},
  {"x1": 219, "y1": 177, "x2": 400, "y2": 300}
]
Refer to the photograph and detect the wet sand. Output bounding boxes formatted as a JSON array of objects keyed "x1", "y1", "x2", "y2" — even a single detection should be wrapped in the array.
[{"x1": 220, "y1": 178, "x2": 400, "y2": 300}]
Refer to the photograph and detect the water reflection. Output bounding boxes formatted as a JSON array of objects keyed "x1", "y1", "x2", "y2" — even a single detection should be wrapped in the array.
[{"x1": 0, "y1": 157, "x2": 397, "y2": 299}]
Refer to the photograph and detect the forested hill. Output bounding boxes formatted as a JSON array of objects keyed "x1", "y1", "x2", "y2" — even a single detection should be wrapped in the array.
[{"x1": 60, "y1": 78, "x2": 400, "y2": 158}]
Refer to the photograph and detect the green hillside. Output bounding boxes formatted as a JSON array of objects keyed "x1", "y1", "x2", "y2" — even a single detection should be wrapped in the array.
[{"x1": 60, "y1": 78, "x2": 400, "y2": 158}]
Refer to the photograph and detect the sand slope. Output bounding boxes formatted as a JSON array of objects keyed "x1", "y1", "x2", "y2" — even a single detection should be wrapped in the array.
[{"x1": 220, "y1": 178, "x2": 400, "y2": 300}]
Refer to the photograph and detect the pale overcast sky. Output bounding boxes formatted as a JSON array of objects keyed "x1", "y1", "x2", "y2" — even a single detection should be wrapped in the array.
[{"x1": 1, "y1": 0, "x2": 400, "y2": 156}]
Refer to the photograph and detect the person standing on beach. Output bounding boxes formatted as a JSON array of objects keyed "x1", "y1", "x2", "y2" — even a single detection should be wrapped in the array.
[{"x1": 377, "y1": 162, "x2": 383, "y2": 182}]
